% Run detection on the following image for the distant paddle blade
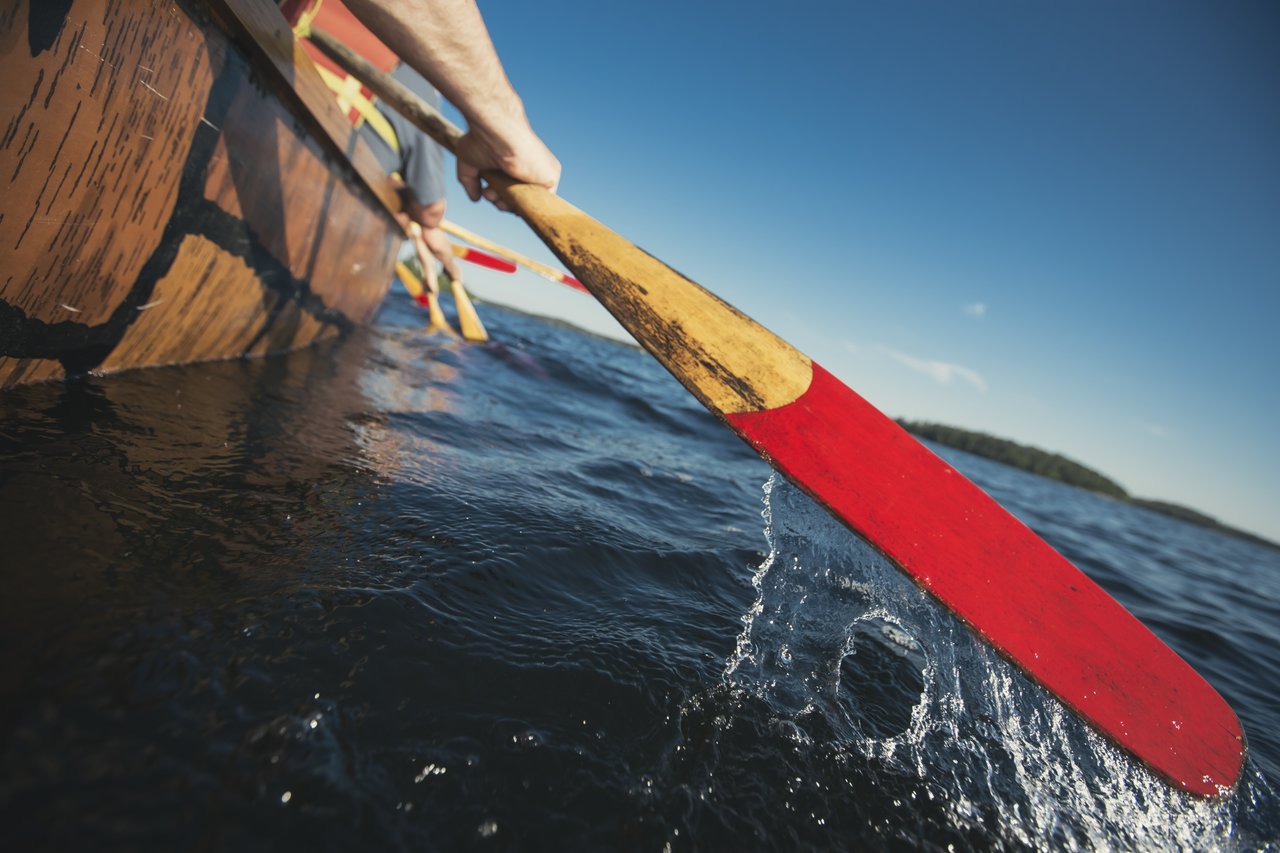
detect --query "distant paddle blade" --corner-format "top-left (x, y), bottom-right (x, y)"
top-left (450, 279), bottom-right (489, 343)
top-left (425, 290), bottom-right (458, 337)
top-left (397, 262), bottom-right (457, 337)
top-left (396, 262), bottom-right (425, 300)
top-left (455, 246), bottom-right (517, 274)
top-left (440, 220), bottom-right (592, 295)
top-left (492, 175), bottom-right (1243, 796)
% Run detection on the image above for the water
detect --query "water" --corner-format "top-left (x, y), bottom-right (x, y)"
top-left (1, 293), bottom-right (1277, 850)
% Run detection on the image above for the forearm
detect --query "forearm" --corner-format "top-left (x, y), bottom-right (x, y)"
top-left (408, 230), bottom-right (436, 295)
top-left (343, 0), bottom-right (560, 202)
top-left (420, 225), bottom-right (463, 282)
top-left (342, 0), bottom-right (528, 143)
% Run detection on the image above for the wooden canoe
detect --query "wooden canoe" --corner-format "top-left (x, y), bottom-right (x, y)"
top-left (0, 0), bottom-right (406, 388)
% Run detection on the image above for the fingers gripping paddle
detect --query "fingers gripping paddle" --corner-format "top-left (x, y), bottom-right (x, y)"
top-left (311, 27), bottom-right (1244, 796)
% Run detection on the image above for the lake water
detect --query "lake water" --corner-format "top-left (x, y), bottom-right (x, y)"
top-left (1, 293), bottom-right (1277, 850)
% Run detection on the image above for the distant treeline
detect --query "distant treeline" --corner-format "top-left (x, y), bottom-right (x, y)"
top-left (897, 420), bottom-right (1278, 551)
top-left (898, 420), bottom-right (1128, 498)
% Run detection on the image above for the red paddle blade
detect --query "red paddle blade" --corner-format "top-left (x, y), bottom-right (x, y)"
top-left (726, 364), bottom-right (1243, 796)
top-left (457, 246), bottom-right (516, 274)
top-left (560, 273), bottom-right (589, 293)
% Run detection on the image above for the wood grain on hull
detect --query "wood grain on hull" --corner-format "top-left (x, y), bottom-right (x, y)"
top-left (0, 0), bottom-right (401, 387)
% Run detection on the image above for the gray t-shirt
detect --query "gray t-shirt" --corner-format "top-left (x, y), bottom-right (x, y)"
top-left (357, 63), bottom-right (446, 207)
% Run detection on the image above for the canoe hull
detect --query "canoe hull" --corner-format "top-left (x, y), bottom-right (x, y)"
top-left (0, 0), bottom-right (401, 387)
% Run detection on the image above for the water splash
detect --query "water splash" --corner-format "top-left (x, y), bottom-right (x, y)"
top-left (723, 475), bottom-right (1276, 849)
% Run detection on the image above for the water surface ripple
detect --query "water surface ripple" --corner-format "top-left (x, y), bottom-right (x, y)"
top-left (1, 295), bottom-right (1276, 850)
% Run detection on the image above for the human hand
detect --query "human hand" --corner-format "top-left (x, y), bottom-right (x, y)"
top-left (416, 220), bottom-right (465, 285)
top-left (404, 195), bottom-right (447, 231)
top-left (455, 122), bottom-right (560, 211)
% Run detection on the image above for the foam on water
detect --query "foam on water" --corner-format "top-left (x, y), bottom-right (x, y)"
top-left (723, 474), bottom-right (1277, 849)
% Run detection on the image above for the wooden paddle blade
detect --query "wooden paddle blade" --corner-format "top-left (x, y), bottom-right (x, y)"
top-left (396, 262), bottom-right (458, 337)
top-left (491, 176), bottom-right (1244, 797)
top-left (395, 261), bottom-right (427, 301)
top-left (450, 279), bottom-right (489, 343)
top-left (424, 292), bottom-right (457, 336)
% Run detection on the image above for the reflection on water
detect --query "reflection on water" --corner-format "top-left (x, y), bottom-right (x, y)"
top-left (0, 295), bottom-right (1277, 849)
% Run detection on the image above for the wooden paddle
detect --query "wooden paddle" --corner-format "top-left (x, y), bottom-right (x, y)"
top-left (408, 223), bottom-right (489, 343)
top-left (441, 220), bottom-right (589, 293)
top-left (447, 274), bottom-right (488, 343)
top-left (311, 27), bottom-right (1244, 796)
top-left (395, 261), bottom-right (458, 337)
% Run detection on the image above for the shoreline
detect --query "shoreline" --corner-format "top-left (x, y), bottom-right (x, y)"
top-left (899, 419), bottom-right (1279, 552)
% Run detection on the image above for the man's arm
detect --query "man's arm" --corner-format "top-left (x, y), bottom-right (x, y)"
top-left (342, 0), bottom-right (560, 207)
top-left (417, 224), bottom-right (463, 284)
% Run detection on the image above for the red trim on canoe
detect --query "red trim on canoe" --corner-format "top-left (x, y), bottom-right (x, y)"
top-left (296, 0), bottom-right (400, 125)
top-left (725, 362), bottom-right (1243, 796)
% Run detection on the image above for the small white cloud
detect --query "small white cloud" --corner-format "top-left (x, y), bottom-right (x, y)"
top-left (964, 302), bottom-right (987, 320)
top-left (883, 347), bottom-right (988, 393)
top-left (1142, 423), bottom-right (1169, 438)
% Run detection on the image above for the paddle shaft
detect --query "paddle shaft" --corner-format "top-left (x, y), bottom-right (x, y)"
top-left (442, 220), bottom-right (588, 292)
top-left (310, 25), bottom-right (1243, 796)
top-left (312, 29), bottom-right (464, 152)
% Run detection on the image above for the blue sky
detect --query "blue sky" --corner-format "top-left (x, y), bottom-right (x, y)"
top-left (442, 1), bottom-right (1279, 541)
